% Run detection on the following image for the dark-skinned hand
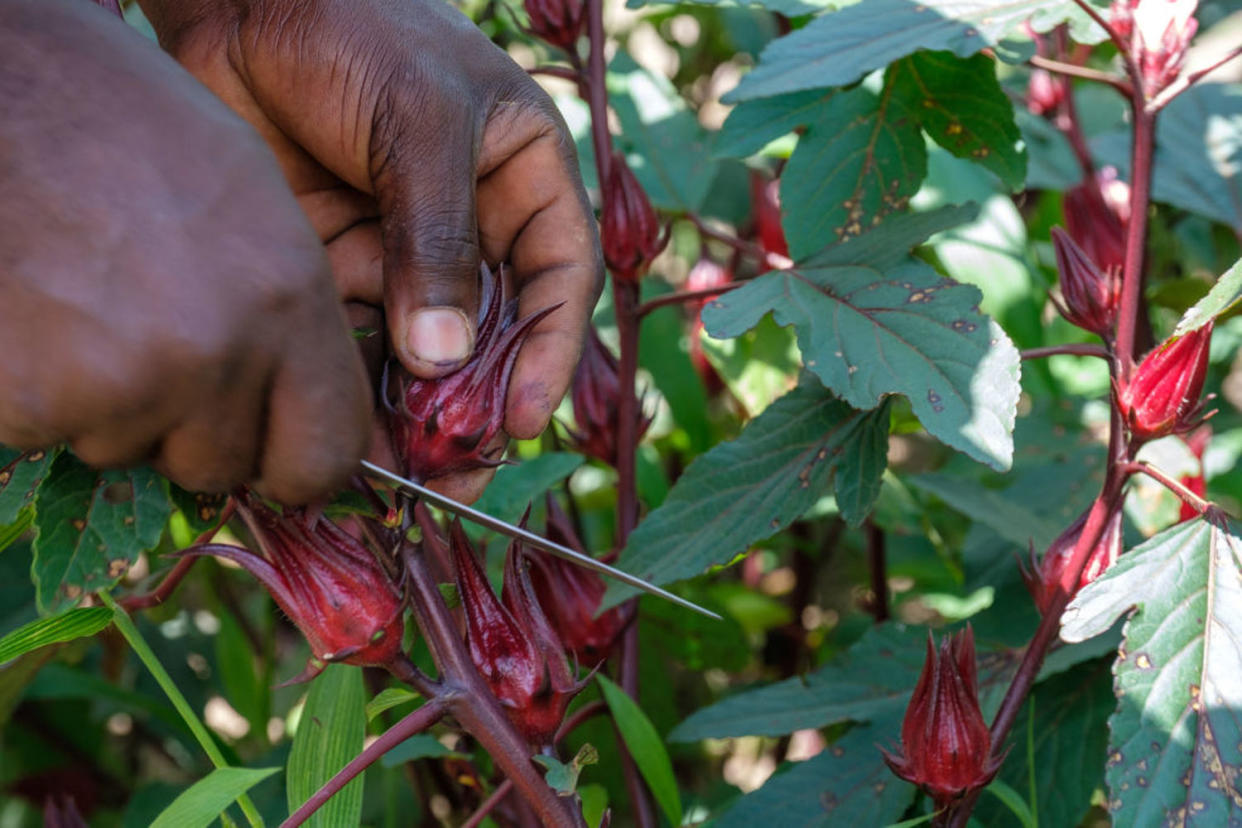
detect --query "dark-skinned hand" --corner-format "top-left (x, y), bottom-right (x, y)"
top-left (139, 0), bottom-right (604, 503)
top-left (0, 0), bottom-right (371, 505)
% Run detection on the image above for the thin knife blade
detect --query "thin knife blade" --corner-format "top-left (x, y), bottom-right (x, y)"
top-left (359, 460), bottom-right (720, 621)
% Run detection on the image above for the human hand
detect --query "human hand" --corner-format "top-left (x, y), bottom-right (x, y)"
top-left (0, 0), bottom-right (371, 504)
top-left (139, 0), bottom-right (603, 502)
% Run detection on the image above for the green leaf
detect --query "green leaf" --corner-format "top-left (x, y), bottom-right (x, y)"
top-left (713, 717), bottom-right (915, 827)
top-left (213, 608), bottom-right (267, 736)
top-left (287, 665), bottom-right (367, 827)
top-left (533, 744), bottom-right (598, 795)
top-left (0, 446), bottom-right (59, 525)
top-left (670, 624), bottom-right (925, 740)
top-left (704, 208), bottom-right (1020, 471)
top-left (1175, 257), bottom-right (1242, 337)
top-left (1061, 519), bottom-right (1242, 826)
top-left (885, 52), bottom-right (1025, 190)
top-left (984, 779), bottom-right (1037, 828)
top-left (0, 507), bottom-right (33, 555)
top-left (715, 89), bottom-right (837, 159)
top-left (167, 484), bottom-right (229, 536)
top-left (779, 84), bottom-right (926, 259)
top-left (724, 0), bottom-right (1105, 103)
top-left (699, 315), bottom-right (801, 416)
top-left (0, 606), bottom-right (112, 664)
top-left (366, 687), bottom-right (420, 722)
top-left (976, 659), bottom-right (1114, 828)
top-left (149, 767), bottom-right (280, 828)
top-left (603, 382), bottom-right (889, 607)
top-left (32, 454), bottom-right (171, 612)
top-left (608, 52), bottom-right (716, 211)
top-left (639, 291), bottom-right (711, 454)
top-left (472, 452), bottom-right (584, 525)
top-left (909, 473), bottom-right (1064, 550)
top-left (597, 674), bottom-right (682, 827)
top-left (627, 0), bottom-right (834, 15)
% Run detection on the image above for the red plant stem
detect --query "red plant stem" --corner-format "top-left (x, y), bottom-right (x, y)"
top-left (1029, 54), bottom-right (1128, 91)
top-left (1020, 343), bottom-right (1109, 360)
top-left (400, 533), bottom-right (583, 828)
top-left (528, 65), bottom-right (582, 84)
top-left (613, 280), bottom-right (642, 539)
top-left (1122, 461), bottom-right (1212, 515)
top-left (688, 213), bottom-right (792, 270)
top-left (1113, 106), bottom-right (1157, 380)
top-left (584, 0), bottom-right (611, 186)
top-left (1048, 28), bottom-right (1103, 181)
top-left (865, 521), bottom-right (889, 623)
top-left (463, 779), bottom-right (514, 828)
top-left (637, 283), bottom-right (742, 318)
top-left (122, 498), bottom-right (237, 611)
top-left (281, 698), bottom-right (448, 828)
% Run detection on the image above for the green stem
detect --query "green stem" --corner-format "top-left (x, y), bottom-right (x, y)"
top-left (99, 590), bottom-right (264, 828)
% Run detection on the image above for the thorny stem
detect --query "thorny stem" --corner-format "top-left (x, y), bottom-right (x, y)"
top-left (462, 779), bottom-right (514, 828)
top-left (399, 532), bottom-right (584, 828)
top-left (282, 699), bottom-right (449, 828)
top-left (1020, 343), bottom-right (1109, 360)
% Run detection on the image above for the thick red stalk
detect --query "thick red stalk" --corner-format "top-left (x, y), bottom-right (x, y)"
top-left (1114, 107), bottom-right (1156, 379)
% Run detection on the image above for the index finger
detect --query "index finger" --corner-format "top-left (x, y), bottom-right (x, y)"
top-left (476, 106), bottom-right (603, 439)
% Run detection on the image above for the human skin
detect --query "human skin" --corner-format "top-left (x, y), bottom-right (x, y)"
top-left (138, 0), bottom-right (604, 502)
top-left (0, 0), bottom-right (371, 505)
top-left (0, 0), bottom-right (600, 504)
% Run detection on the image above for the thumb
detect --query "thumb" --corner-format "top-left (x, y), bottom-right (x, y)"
top-left (374, 131), bottom-right (482, 379)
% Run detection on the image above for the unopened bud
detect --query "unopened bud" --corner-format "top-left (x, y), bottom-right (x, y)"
top-left (1118, 322), bottom-right (1214, 442)
top-left (601, 153), bottom-right (665, 283)
top-left (1023, 505), bottom-right (1123, 614)
top-left (1051, 227), bottom-right (1120, 336)
top-left (1063, 170), bottom-right (1129, 275)
top-left (568, 326), bottom-right (652, 466)
top-left (524, 0), bottom-right (584, 52)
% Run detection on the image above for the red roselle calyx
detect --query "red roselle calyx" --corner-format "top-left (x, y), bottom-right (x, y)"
top-left (880, 627), bottom-right (1001, 812)
top-left (601, 152), bottom-right (665, 283)
top-left (1022, 505), bottom-right (1123, 615)
top-left (686, 257), bottom-right (733, 395)
top-left (1111, 0), bottom-right (1199, 95)
top-left (1026, 68), bottom-right (1065, 117)
top-left (181, 492), bottom-right (405, 682)
top-left (388, 264), bottom-right (559, 482)
top-left (451, 520), bottom-right (584, 746)
top-left (1050, 227), bottom-right (1120, 336)
top-left (569, 325), bottom-right (653, 466)
top-left (523, 0), bottom-right (584, 52)
top-left (1063, 169), bottom-right (1129, 275)
top-left (523, 496), bottom-right (631, 665)
top-left (1118, 321), bottom-right (1214, 442)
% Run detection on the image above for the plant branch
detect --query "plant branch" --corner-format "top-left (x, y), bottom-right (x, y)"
top-left (463, 779), bottom-right (514, 828)
top-left (584, 0), bottom-right (611, 185)
top-left (1122, 460), bottom-right (1215, 516)
top-left (528, 65), bottom-right (582, 84)
top-left (122, 498), bottom-right (236, 611)
top-left (1113, 103), bottom-right (1157, 380)
top-left (637, 283), bottom-right (742, 318)
top-left (1148, 44), bottom-right (1242, 112)
top-left (865, 521), bottom-right (889, 623)
top-left (1029, 54), bottom-right (1129, 92)
top-left (1020, 343), bottom-right (1109, 360)
top-left (687, 213), bottom-right (793, 270)
top-left (282, 698), bottom-right (449, 828)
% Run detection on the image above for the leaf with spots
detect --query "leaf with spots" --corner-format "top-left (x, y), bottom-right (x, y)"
top-left (723, 0), bottom-right (1106, 103)
top-left (31, 452), bottom-right (171, 613)
top-left (168, 484), bottom-right (229, 536)
top-left (0, 445), bottom-right (61, 526)
top-left (601, 381), bottom-right (889, 608)
top-left (704, 207), bottom-right (1021, 471)
top-left (778, 83), bottom-right (927, 260)
top-left (1061, 518), bottom-right (1242, 827)
top-left (886, 51), bottom-right (1026, 190)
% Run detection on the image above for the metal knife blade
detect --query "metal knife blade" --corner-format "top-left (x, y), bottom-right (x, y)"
top-left (359, 460), bottom-right (720, 621)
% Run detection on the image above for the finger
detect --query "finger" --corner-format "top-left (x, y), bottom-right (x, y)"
top-left (371, 108), bottom-right (482, 380)
top-left (253, 310), bottom-right (372, 505)
top-left (424, 462), bottom-right (502, 506)
top-left (476, 124), bottom-right (602, 439)
top-left (152, 373), bottom-right (269, 493)
top-left (326, 221), bottom-right (385, 305)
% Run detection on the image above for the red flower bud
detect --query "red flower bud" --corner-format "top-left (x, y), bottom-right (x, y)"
top-left (1112, 0), bottom-right (1199, 94)
top-left (524, 0), bottom-right (584, 52)
top-left (523, 496), bottom-right (630, 665)
top-left (1118, 322), bottom-right (1214, 442)
top-left (451, 520), bottom-right (583, 745)
top-left (601, 153), bottom-right (664, 283)
top-left (1050, 227), bottom-right (1120, 336)
top-left (1063, 170), bottom-right (1129, 275)
top-left (1022, 505), bottom-right (1123, 615)
top-left (182, 492), bottom-right (405, 683)
top-left (568, 326), bottom-right (652, 466)
top-left (1026, 69), bottom-right (1065, 117)
top-left (388, 264), bottom-right (559, 482)
top-left (880, 627), bottom-right (1001, 810)
top-left (750, 173), bottom-right (789, 259)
